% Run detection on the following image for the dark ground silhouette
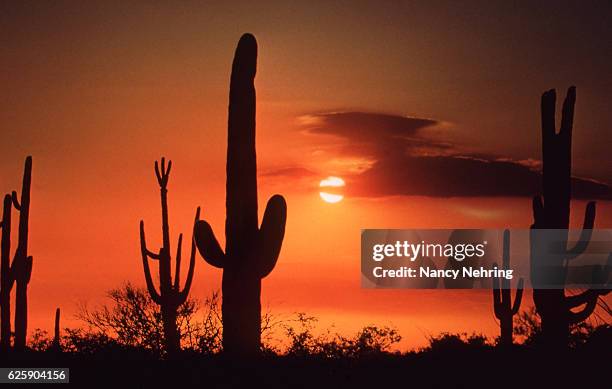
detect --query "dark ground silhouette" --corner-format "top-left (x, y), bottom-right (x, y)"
top-left (1, 326), bottom-right (609, 388)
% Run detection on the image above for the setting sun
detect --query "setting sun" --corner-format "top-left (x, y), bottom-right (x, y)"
top-left (319, 176), bottom-right (345, 203)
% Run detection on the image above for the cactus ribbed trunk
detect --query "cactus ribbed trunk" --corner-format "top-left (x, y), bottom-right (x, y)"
top-left (161, 304), bottom-right (180, 353)
top-left (194, 34), bottom-right (287, 357)
top-left (14, 282), bottom-right (27, 350)
top-left (500, 319), bottom-right (513, 346)
top-left (535, 289), bottom-right (569, 347)
top-left (157, 183), bottom-right (178, 352)
top-left (222, 271), bottom-right (261, 354)
top-left (223, 32), bottom-right (261, 356)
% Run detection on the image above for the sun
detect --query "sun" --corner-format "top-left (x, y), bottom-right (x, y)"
top-left (319, 176), bottom-right (345, 203)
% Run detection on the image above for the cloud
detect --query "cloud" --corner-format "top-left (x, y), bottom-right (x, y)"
top-left (261, 166), bottom-right (319, 179)
top-left (291, 111), bottom-right (611, 199)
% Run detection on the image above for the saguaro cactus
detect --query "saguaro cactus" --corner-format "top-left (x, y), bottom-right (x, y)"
top-left (12, 156), bottom-right (33, 351)
top-left (492, 229), bottom-right (524, 346)
top-left (140, 158), bottom-right (200, 355)
top-left (0, 195), bottom-right (13, 350)
top-left (194, 33), bottom-right (287, 356)
top-left (531, 87), bottom-right (609, 347)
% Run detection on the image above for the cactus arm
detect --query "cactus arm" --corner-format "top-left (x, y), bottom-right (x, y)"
top-left (178, 207), bottom-right (200, 303)
top-left (568, 293), bottom-right (599, 325)
top-left (566, 253), bottom-right (610, 309)
top-left (566, 201), bottom-right (596, 260)
top-left (511, 278), bottom-right (524, 315)
top-left (492, 266), bottom-right (503, 319)
top-left (11, 191), bottom-right (20, 210)
top-left (154, 158), bottom-right (172, 189)
top-left (139, 221), bottom-right (161, 260)
top-left (173, 233), bottom-right (183, 291)
top-left (257, 195), bottom-right (287, 278)
top-left (141, 255), bottom-right (162, 305)
top-left (14, 156), bottom-right (32, 255)
top-left (194, 219), bottom-right (226, 268)
top-left (139, 221), bottom-right (162, 304)
top-left (565, 289), bottom-right (598, 309)
top-left (1, 195), bottom-right (15, 288)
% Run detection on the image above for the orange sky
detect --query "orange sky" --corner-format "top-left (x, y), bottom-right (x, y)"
top-left (1, 1), bottom-right (611, 349)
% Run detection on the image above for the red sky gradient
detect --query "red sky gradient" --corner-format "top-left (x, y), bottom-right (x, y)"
top-left (1, 2), bottom-right (611, 349)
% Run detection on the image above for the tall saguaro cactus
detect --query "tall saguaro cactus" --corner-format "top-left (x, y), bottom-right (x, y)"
top-left (12, 156), bottom-right (33, 350)
top-left (492, 229), bottom-right (524, 346)
top-left (140, 158), bottom-right (200, 355)
top-left (194, 33), bottom-right (288, 356)
top-left (531, 87), bottom-right (609, 347)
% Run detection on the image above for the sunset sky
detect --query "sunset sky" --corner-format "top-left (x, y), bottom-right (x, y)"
top-left (1, 1), bottom-right (611, 349)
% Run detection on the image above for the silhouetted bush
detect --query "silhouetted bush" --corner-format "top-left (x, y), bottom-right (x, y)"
top-left (514, 306), bottom-right (610, 348)
top-left (28, 283), bottom-right (223, 356)
top-left (423, 332), bottom-right (490, 353)
top-left (77, 282), bottom-right (202, 355)
top-left (282, 312), bottom-right (401, 358)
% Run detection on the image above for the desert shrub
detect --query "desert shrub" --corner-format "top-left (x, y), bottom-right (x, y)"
top-left (282, 313), bottom-right (401, 358)
top-left (26, 283), bottom-right (223, 355)
top-left (514, 306), bottom-right (610, 348)
top-left (423, 332), bottom-right (490, 353)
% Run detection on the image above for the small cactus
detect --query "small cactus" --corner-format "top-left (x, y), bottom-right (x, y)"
top-left (492, 229), bottom-right (524, 346)
top-left (194, 34), bottom-right (287, 356)
top-left (140, 157), bottom-right (200, 355)
top-left (52, 308), bottom-right (61, 351)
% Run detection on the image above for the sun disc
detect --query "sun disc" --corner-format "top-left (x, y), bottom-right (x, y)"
top-left (319, 192), bottom-right (344, 203)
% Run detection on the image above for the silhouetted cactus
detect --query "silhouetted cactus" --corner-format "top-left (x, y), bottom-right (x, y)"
top-left (0, 195), bottom-right (12, 350)
top-left (492, 229), bottom-right (523, 346)
top-left (530, 87), bottom-right (609, 347)
top-left (140, 157), bottom-right (200, 355)
top-left (194, 33), bottom-right (287, 356)
top-left (52, 307), bottom-right (61, 351)
top-left (12, 156), bottom-right (33, 351)
top-left (0, 157), bottom-right (34, 351)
